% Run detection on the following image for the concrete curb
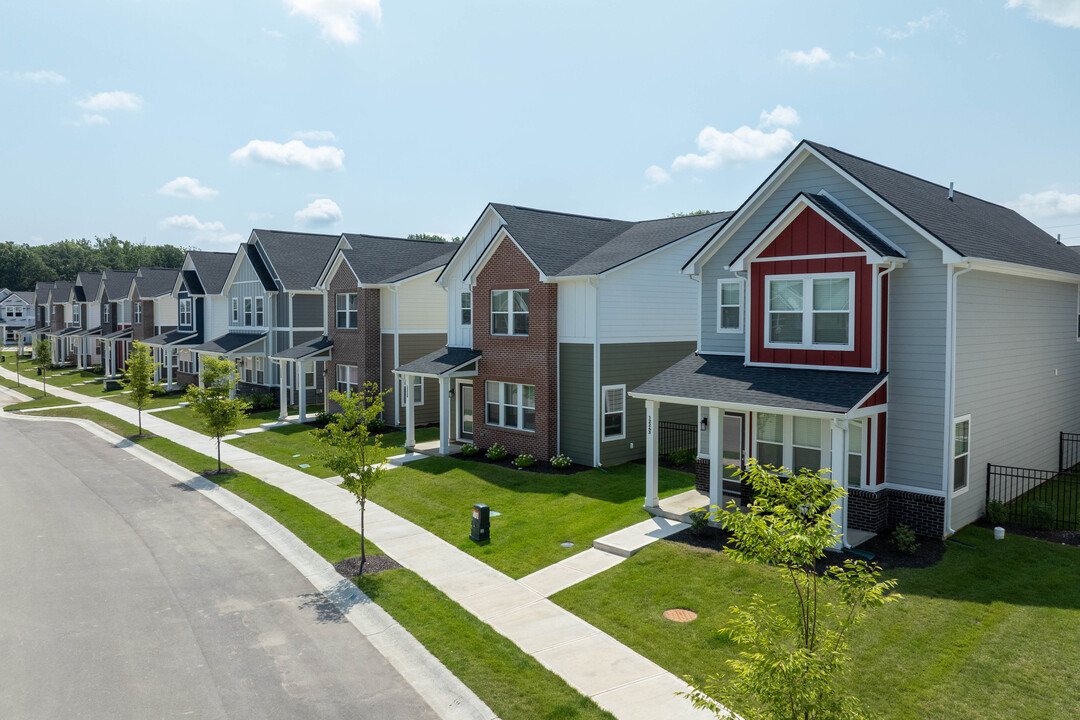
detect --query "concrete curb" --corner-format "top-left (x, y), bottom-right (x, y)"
top-left (2, 410), bottom-right (498, 720)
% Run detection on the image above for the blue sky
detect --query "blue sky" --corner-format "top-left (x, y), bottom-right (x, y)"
top-left (3, 0), bottom-right (1080, 250)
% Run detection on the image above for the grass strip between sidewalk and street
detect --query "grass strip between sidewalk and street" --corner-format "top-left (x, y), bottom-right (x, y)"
top-left (3, 396), bottom-right (77, 412)
top-left (26, 406), bottom-right (616, 720)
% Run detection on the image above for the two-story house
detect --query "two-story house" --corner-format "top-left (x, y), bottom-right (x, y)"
top-left (395, 203), bottom-right (732, 460)
top-left (125, 268), bottom-right (180, 380)
top-left (0, 290), bottom-right (35, 347)
top-left (64, 271), bottom-right (105, 370)
top-left (96, 270), bottom-right (138, 377)
top-left (144, 251), bottom-right (235, 390)
top-left (27, 282), bottom-right (54, 358)
top-left (313, 233), bottom-right (456, 425)
top-left (632, 140), bottom-right (1080, 541)
top-left (44, 281), bottom-right (77, 365)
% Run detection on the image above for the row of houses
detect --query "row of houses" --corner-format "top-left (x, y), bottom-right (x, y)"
top-left (15, 139), bottom-right (1080, 541)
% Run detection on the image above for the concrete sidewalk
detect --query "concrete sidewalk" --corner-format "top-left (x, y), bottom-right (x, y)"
top-left (0, 367), bottom-right (714, 720)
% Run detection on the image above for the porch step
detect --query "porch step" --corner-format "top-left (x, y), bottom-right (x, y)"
top-left (592, 516), bottom-right (688, 558)
top-left (385, 452), bottom-right (428, 467)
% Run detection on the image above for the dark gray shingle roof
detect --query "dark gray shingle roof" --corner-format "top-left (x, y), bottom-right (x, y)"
top-left (77, 272), bottom-right (103, 302)
top-left (339, 235), bottom-right (457, 285)
top-left (806, 140), bottom-right (1080, 275)
top-left (272, 335), bottom-right (333, 360)
top-left (134, 268), bottom-right (181, 298)
top-left (191, 331), bottom-right (267, 354)
top-left (101, 271), bottom-right (136, 301)
top-left (49, 281), bottom-right (74, 303)
top-left (251, 230), bottom-right (340, 291)
top-left (396, 347), bottom-right (481, 377)
top-left (633, 354), bottom-right (886, 415)
top-left (144, 329), bottom-right (198, 346)
top-left (35, 282), bottom-right (54, 305)
top-left (187, 251), bottom-right (235, 295)
top-left (243, 244), bottom-right (277, 291)
top-left (13, 291), bottom-right (34, 304)
top-left (180, 270), bottom-right (204, 295)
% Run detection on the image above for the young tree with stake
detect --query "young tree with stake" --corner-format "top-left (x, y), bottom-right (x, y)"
top-left (119, 340), bottom-right (162, 436)
top-left (183, 355), bottom-right (250, 474)
top-left (32, 337), bottom-right (51, 397)
top-left (314, 383), bottom-right (389, 575)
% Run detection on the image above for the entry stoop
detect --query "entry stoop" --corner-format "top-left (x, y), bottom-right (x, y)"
top-left (592, 515), bottom-right (689, 558)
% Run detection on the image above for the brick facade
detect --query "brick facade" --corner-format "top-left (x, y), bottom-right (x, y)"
top-left (131, 289), bottom-right (156, 341)
top-left (325, 264), bottom-right (382, 415)
top-left (472, 239), bottom-right (558, 461)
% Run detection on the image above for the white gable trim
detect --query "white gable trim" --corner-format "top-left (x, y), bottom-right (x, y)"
top-left (317, 251), bottom-right (361, 291)
top-left (463, 227), bottom-right (547, 285)
top-left (315, 239), bottom-right (356, 289)
top-left (436, 203), bottom-right (507, 286)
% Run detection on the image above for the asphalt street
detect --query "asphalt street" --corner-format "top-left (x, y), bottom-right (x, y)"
top-left (0, 412), bottom-right (439, 720)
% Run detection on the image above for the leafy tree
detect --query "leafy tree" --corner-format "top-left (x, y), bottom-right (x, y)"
top-left (314, 383), bottom-right (390, 574)
top-left (686, 460), bottom-right (900, 720)
top-left (119, 340), bottom-right (162, 436)
top-left (670, 210), bottom-right (715, 217)
top-left (183, 355), bottom-right (251, 474)
top-left (32, 337), bottom-right (52, 397)
top-left (407, 233), bottom-right (461, 243)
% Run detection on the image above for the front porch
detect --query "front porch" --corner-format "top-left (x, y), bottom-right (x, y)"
top-left (395, 346), bottom-right (481, 456)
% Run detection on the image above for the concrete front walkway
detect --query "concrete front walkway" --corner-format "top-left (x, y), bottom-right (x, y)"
top-left (0, 367), bottom-right (714, 720)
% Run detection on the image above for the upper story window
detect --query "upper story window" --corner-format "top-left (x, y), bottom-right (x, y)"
top-left (460, 291), bottom-right (472, 326)
top-left (102, 304), bottom-right (110, 323)
top-left (255, 297), bottom-right (264, 327)
top-left (232, 297), bottom-right (239, 323)
top-left (336, 292), bottom-right (358, 329)
top-left (72, 304), bottom-right (82, 325)
top-left (133, 302), bottom-right (141, 324)
top-left (717, 280), bottom-right (742, 332)
top-left (243, 297), bottom-right (253, 326)
top-left (178, 298), bottom-right (192, 327)
top-left (491, 289), bottom-right (529, 336)
top-left (765, 273), bottom-right (854, 351)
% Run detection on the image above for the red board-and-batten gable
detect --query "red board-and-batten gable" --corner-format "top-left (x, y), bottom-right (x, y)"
top-left (749, 205), bottom-right (876, 368)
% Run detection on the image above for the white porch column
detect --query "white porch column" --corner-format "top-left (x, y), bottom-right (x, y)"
top-left (438, 376), bottom-right (450, 455)
top-left (708, 406), bottom-right (722, 509)
top-left (228, 357), bottom-right (236, 398)
top-left (644, 399), bottom-right (660, 509)
top-left (166, 349), bottom-right (174, 390)
top-left (830, 419), bottom-right (848, 549)
top-left (404, 374), bottom-right (416, 451)
top-left (297, 361), bottom-right (307, 422)
top-left (278, 361), bottom-right (288, 421)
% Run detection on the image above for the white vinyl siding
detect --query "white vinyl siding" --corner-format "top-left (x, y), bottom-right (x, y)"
top-left (485, 381), bottom-right (535, 431)
top-left (445, 207), bottom-right (502, 348)
top-left (602, 384), bottom-right (625, 441)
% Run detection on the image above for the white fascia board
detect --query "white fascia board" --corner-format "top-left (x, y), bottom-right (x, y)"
top-left (436, 203), bottom-right (507, 286)
top-left (388, 266), bottom-right (443, 289)
top-left (463, 229), bottom-right (547, 285)
top-left (589, 222), bottom-right (727, 280)
top-left (965, 258), bottom-right (1080, 284)
top-left (626, 390), bottom-right (845, 420)
top-left (314, 237), bottom-right (354, 289)
top-left (316, 252), bottom-right (357, 291)
top-left (816, 190), bottom-right (906, 257)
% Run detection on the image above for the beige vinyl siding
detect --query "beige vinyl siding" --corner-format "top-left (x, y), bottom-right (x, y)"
top-left (952, 271), bottom-right (1080, 528)
top-left (558, 343), bottom-right (594, 465)
top-left (397, 274), bottom-right (447, 331)
top-left (598, 341), bottom-right (696, 466)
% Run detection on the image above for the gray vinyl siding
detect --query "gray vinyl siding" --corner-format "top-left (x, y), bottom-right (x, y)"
top-left (228, 257), bottom-right (273, 332)
top-left (559, 343), bottom-right (594, 465)
top-left (293, 330), bottom-right (321, 346)
top-left (292, 294), bottom-right (322, 328)
top-left (952, 271), bottom-right (1080, 528)
top-left (275, 291), bottom-right (291, 327)
top-left (398, 332), bottom-right (446, 426)
top-left (599, 341), bottom-right (697, 466)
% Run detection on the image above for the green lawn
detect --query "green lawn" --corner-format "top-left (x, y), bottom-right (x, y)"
top-left (0, 375), bottom-right (48, 399)
top-left (155, 406), bottom-right (286, 433)
top-left (3, 396), bottom-right (77, 412)
top-left (551, 526), bottom-right (1080, 720)
top-left (227, 423), bottom-right (441, 478)
top-left (1001, 472), bottom-right (1080, 530)
top-left (27, 405), bottom-right (612, 720)
top-left (369, 457), bottom-right (696, 578)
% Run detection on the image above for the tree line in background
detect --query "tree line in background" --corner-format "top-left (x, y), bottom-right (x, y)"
top-left (0, 235), bottom-right (188, 291)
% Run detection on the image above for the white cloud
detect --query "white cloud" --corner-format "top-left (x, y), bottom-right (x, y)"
top-left (779, 47), bottom-right (832, 68)
top-left (847, 47), bottom-right (887, 60)
top-left (157, 176), bottom-right (219, 199)
top-left (77, 114), bottom-right (109, 126)
top-left (644, 165), bottom-right (671, 185)
top-left (284, 0), bottom-right (382, 44)
top-left (77, 90), bottom-right (142, 112)
top-left (881, 9), bottom-right (948, 39)
top-left (159, 215), bottom-right (244, 246)
top-left (294, 129), bottom-right (337, 142)
top-left (294, 198), bottom-right (343, 226)
top-left (1, 69), bottom-right (66, 83)
top-left (1005, 190), bottom-right (1080, 219)
top-left (759, 105), bottom-right (800, 129)
top-left (262, 27), bottom-right (285, 38)
top-left (1007, 0), bottom-right (1080, 28)
top-left (230, 139), bottom-right (345, 171)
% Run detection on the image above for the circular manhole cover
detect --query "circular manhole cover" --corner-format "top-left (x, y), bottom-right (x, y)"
top-left (663, 608), bottom-right (698, 623)
top-left (560, 541), bottom-right (575, 548)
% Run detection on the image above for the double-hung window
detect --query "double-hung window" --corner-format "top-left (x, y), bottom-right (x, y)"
top-left (243, 297), bottom-right (253, 326)
top-left (755, 413), bottom-right (784, 467)
top-left (491, 289), bottom-right (529, 336)
top-left (717, 280), bottom-right (742, 332)
top-left (953, 416), bottom-right (970, 492)
top-left (336, 293), bottom-right (358, 329)
top-left (792, 416), bottom-right (822, 472)
top-left (336, 364), bottom-right (358, 396)
top-left (754, 414), bottom-right (823, 473)
top-left (100, 304), bottom-right (108, 324)
top-left (460, 291), bottom-right (472, 326)
top-left (178, 299), bottom-right (191, 327)
top-left (400, 375), bottom-right (424, 407)
top-left (485, 381), bottom-right (535, 431)
top-left (231, 297), bottom-right (239, 323)
top-left (766, 273), bottom-right (854, 350)
top-left (255, 357), bottom-right (264, 385)
top-left (132, 302), bottom-right (141, 324)
top-left (254, 297), bottom-right (264, 327)
top-left (602, 385), bottom-right (625, 440)
top-left (847, 420), bottom-right (865, 488)
top-left (73, 304), bottom-right (82, 325)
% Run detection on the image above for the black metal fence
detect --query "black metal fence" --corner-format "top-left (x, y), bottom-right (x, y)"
top-left (987, 463), bottom-right (1080, 530)
top-left (1061, 432), bottom-right (1080, 473)
top-left (658, 421), bottom-right (698, 457)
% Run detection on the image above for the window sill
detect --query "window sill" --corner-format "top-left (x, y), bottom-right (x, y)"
top-left (490, 333), bottom-right (530, 338)
top-left (601, 434), bottom-right (626, 442)
top-left (763, 342), bottom-right (854, 352)
top-left (484, 423), bottom-right (536, 435)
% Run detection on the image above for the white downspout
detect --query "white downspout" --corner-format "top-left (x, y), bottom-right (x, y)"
top-left (875, 262), bottom-right (899, 372)
top-left (589, 277), bottom-right (601, 467)
top-left (942, 261), bottom-right (973, 536)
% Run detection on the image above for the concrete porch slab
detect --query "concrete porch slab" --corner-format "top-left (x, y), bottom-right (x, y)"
top-left (593, 516), bottom-right (688, 558)
top-left (386, 452), bottom-right (429, 466)
top-left (648, 489), bottom-right (712, 522)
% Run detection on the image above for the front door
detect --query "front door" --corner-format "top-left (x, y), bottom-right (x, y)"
top-left (722, 412), bottom-right (745, 483)
top-left (458, 382), bottom-right (474, 441)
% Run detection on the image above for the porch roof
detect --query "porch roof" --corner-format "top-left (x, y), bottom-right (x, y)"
top-left (631, 354), bottom-right (886, 415)
top-left (144, 328), bottom-right (199, 347)
top-left (190, 331), bottom-right (266, 355)
top-left (48, 326), bottom-right (83, 337)
top-left (395, 346), bottom-right (481, 377)
top-left (102, 328), bottom-right (133, 340)
top-left (77, 325), bottom-right (103, 337)
top-left (272, 335), bottom-right (332, 361)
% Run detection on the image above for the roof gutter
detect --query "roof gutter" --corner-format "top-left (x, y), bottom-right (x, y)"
top-left (943, 261), bottom-right (974, 537)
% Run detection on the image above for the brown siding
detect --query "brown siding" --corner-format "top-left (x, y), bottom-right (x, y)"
top-left (396, 332), bottom-right (446, 426)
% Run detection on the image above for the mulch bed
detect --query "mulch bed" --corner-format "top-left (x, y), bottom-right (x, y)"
top-left (664, 524), bottom-right (946, 571)
top-left (200, 469), bottom-right (240, 478)
top-left (451, 451), bottom-right (592, 475)
top-left (334, 554), bottom-right (402, 578)
top-left (976, 519), bottom-right (1080, 547)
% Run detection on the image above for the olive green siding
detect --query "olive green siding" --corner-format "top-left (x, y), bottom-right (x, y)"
top-left (381, 332), bottom-right (447, 427)
top-left (558, 343), bottom-right (594, 465)
top-left (599, 341), bottom-right (697, 466)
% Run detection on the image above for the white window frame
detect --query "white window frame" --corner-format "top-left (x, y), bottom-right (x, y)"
top-left (952, 415), bottom-right (971, 495)
top-left (254, 297), bottom-right (264, 327)
top-left (243, 297), bottom-right (253, 327)
top-left (717, 279), bottom-right (743, 333)
top-left (336, 292), bottom-right (358, 329)
top-left (752, 413), bottom-right (827, 474)
top-left (460, 291), bottom-right (472, 326)
top-left (847, 419), bottom-right (866, 488)
top-left (485, 380), bottom-right (536, 431)
top-left (336, 363), bottom-right (358, 396)
top-left (232, 297), bottom-right (239, 323)
top-left (791, 416), bottom-right (823, 473)
top-left (491, 289), bottom-right (529, 336)
top-left (101, 304), bottom-right (109, 324)
top-left (601, 384), bottom-right (626, 441)
top-left (72, 304), bottom-right (82, 325)
top-left (132, 302), bottom-right (141, 324)
top-left (764, 272), bottom-right (856, 352)
top-left (178, 298), bottom-right (192, 328)
top-left (255, 356), bottom-right (265, 385)
top-left (400, 375), bottom-right (424, 407)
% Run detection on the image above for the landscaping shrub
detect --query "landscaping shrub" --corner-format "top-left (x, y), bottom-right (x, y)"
top-left (985, 499), bottom-right (1008, 525)
top-left (513, 453), bottom-right (535, 469)
top-left (549, 453), bottom-right (572, 470)
top-left (485, 443), bottom-right (508, 461)
top-left (1029, 500), bottom-right (1057, 530)
top-left (891, 524), bottom-right (920, 555)
top-left (367, 416), bottom-right (385, 433)
top-left (689, 509), bottom-right (709, 536)
top-left (667, 447), bottom-right (696, 467)
top-left (460, 443), bottom-right (479, 456)
top-left (247, 392), bottom-right (276, 411)
top-left (314, 409), bottom-right (332, 425)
